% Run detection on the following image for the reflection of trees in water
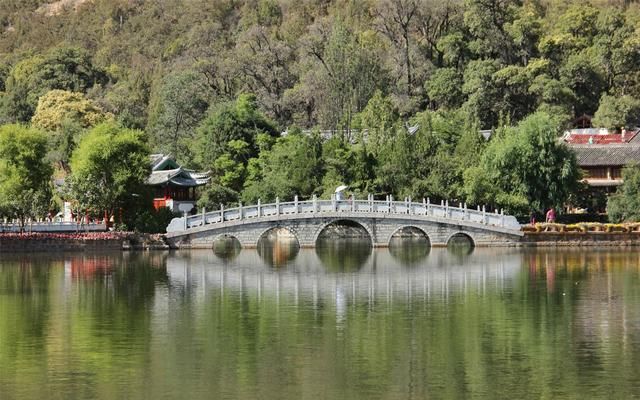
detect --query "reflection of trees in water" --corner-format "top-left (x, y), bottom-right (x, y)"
top-left (447, 233), bottom-right (474, 260)
top-left (316, 238), bottom-right (372, 272)
top-left (213, 236), bottom-right (241, 261)
top-left (522, 248), bottom-right (640, 295)
top-left (389, 227), bottom-right (430, 266)
top-left (316, 220), bottom-right (372, 271)
top-left (257, 228), bottom-right (300, 268)
top-left (0, 252), bottom-right (170, 378)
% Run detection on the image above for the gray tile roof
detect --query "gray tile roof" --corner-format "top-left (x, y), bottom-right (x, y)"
top-left (147, 154), bottom-right (210, 186)
top-left (571, 144), bottom-right (640, 166)
top-left (147, 168), bottom-right (210, 186)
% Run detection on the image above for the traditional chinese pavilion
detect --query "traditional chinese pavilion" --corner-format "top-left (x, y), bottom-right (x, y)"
top-left (564, 125), bottom-right (640, 212)
top-left (147, 154), bottom-right (210, 213)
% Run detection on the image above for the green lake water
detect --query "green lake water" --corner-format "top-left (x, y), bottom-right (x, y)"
top-left (2, 242), bottom-right (640, 399)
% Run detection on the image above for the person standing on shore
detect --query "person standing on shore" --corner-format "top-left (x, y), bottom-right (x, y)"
top-left (545, 208), bottom-right (556, 223)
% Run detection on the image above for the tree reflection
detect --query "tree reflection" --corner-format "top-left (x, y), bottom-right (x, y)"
top-left (316, 238), bottom-right (371, 272)
top-left (446, 233), bottom-right (474, 259)
top-left (388, 227), bottom-right (430, 266)
top-left (213, 236), bottom-right (241, 261)
top-left (257, 228), bottom-right (300, 268)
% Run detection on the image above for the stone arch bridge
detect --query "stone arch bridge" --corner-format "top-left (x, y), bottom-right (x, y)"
top-left (165, 196), bottom-right (523, 249)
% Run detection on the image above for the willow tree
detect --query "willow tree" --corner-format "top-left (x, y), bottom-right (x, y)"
top-left (463, 112), bottom-right (580, 214)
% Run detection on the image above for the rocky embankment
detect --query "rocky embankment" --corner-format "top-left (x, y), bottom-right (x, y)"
top-left (0, 232), bottom-right (169, 252)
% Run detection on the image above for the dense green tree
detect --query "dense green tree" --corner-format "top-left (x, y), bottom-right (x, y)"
top-left (293, 20), bottom-right (389, 129)
top-left (1, 46), bottom-right (108, 122)
top-left (68, 122), bottom-right (150, 222)
top-left (354, 90), bottom-right (399, 154)
top-left (592, 94), bottom-right (640, 129)
top-left (607, 164), bottom-right (640, 222)
top-left (147, 70), bottom-right (210, 163)
top-left (373, 0), bottom-right (418, 97)
top-left (559, 50), bottom-right (606, 116)
top-left (235, 22), bottom-right (297, 126)
top-left (0, 0), bottom-right (639, 216)
top-left (375, 124), bottom-right (415, 197)
top-left (463, 112), bottom-right (580, 214)
top-left (426, 68), bottom-right (464, 110)
top-left (462, 59), bottom-right (501, 128)
top-left (103, 72), bottom-right (151, 130)
top-left (0, 124), bottom-right (52, 229)
top-left (31, 89), bottom-right (110, 131)
top-left (404, 108), bottom-right (482, 201)
top-left (463, 0), bottom-right (519, 63)
top-left (196, 94), bottom-right (277, 168)
top-left (242, 128), bottom-right (323, 203)
top-left (195, 94), bottom-right (277, 205)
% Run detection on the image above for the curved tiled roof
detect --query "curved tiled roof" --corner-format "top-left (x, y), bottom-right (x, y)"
top-left (147, 154), bottom-right (210, 187)
top-left (572, 144), bottom-right (640, 166)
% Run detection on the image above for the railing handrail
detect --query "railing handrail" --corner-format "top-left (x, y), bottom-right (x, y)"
top-left (174, 196), bottom-right (517, 232)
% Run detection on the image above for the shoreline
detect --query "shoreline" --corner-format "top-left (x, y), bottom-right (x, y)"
top-left (0, 232), bottom-right (169, 252)
top-left (4, 231), bottom-right (640, 252)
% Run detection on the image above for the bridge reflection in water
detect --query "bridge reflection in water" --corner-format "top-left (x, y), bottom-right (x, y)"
top-left (166, 242), bottom-right (521, 309)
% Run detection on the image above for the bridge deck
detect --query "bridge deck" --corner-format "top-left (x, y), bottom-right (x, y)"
top-left (167, 197), bottom-right (522, 242)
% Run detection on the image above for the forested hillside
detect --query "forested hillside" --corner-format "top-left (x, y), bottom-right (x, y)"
top-left (0, 0), bottom-right (639, 221)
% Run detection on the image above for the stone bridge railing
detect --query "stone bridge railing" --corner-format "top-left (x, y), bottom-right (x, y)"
top-left (167, 195), bottom-right (520, 233)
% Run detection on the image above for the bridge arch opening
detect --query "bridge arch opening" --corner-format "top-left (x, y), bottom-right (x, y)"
top-left (389, 226), bottom-right (430, 266)
top-left (315, 219), bottom-right (373, 245)
top-left (446, 232), bottom-right (475, 255)
top-left (213, 235), bottom-right (241, 260)
top-left (257, 227), bottom-right (300, 268)
top-left (315, 220), bottom-right (372, 271)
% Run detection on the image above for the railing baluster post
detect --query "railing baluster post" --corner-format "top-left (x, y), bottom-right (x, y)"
top-left (239, 202), bottom-right (243, 220)
top-left (312, 195), bottom-right (317, 213)
top-left (294, 195), bottom-right (299, 214)
top-left (276, 197), bottom-right (280, 216)
top-left (369, 194), bottom-right (373, 213)
top-left (427, 198), bottom-right (430, 215)
top-left (332, 194), bottom-right (336, 212)
top-left (482, 205), bottom-right (486, 224)
top-left (407, 197), bottom-right (411, 214)
top-left (257, 199), bottom-right (261, 217)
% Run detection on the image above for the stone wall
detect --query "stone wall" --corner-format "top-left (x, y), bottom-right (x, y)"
top-left (521, 232), bottom-right (640, 246)
top-left (0, 237), bottom-right (123, 252)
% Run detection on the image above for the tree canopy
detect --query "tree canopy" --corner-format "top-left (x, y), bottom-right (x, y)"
top-left (607, 164), bottom-right (640, 222)
top-left (463, 112), bottom-right (580, 214)
top-left (68, 122), bottom-right (150, 219)
top-left (0, 124), bottom-right (52, 227)
top-left (0, 0), bottom-right (638, 224)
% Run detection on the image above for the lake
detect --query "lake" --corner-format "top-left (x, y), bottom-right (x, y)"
top-left (1, 240), bottom-right (640, 399)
